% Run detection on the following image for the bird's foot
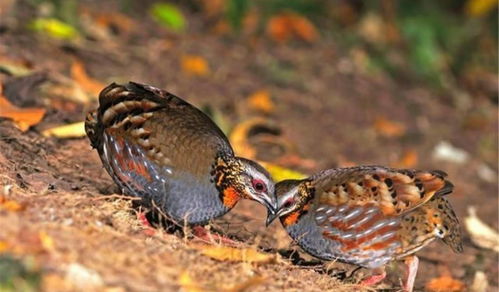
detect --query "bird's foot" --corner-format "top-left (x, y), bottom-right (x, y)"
top-left (137, 211), bottom-right (157, 236)
top-left (191, 226), bottom-right (239, 246)
top-left (402, 256), bottom-right (419, 292)
top-left (360, 269), bottom-right (386, 287)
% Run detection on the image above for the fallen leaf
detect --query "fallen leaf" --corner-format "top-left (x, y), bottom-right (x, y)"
top-left (247, 90), bottom-right (275, 114)
top-left (71, 60), bottom-right (105, 97)
top-left (43, 78), bottom-right (91, 104)
top-left (150, 2), bottom-right (186, 32)
top-left (193, 245), bottom-right (275, 264)
top-left (266, 12), bottom-right (318, 43)
top-left (42, 121), bottom-right (86, 138)
top-left (393, 149), bottom-right (418, 168)
top-left (374, 116), bottom-right (406, 137)
top-left (0, 86), bottom-right (45, 132)
top-left (65, 263), bottom-right (104, 290)
top-left (1, 199), bottom-right (25, 212)
top-left (181, 55), bottom-right (210, 76)
top-left (0, 241), bottom-right (8, 252)
top-left (426, 275), bottom-right (465, 292)
top-left (432, 141), bottom-right (469, 164)
top-left (177, 271), bottom-right (204, 292)
top-left (229, 118), bottom-right (267, 159)
top-left (470, 271), bottom-right (488, 292)
top-left (267, 14), bottom-right (291, 43)
top-left (464, 206), bottom-right (499, 252)
top-left (39, 231), bottom-right (54, 251)
top-left (29, 18), bottom-right (79, 40)
top-left (259, 162), bottom-right (307, 182)
top-left (289, 13), bottom-right (318, 43)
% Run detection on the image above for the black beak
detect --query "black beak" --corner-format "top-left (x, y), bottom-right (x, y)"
top-left (266, 208), bottom-right (279, 227)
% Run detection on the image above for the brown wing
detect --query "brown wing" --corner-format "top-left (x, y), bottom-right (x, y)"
top-left (313, 166), bottom-right (453, 216)
top-left (311, 166), bottom-right (455, 268)
top-left (87, 82), bottom-right (233, 178)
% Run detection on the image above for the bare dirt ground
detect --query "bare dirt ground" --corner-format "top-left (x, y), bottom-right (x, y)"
top-left (0, 1), bottom-right (497, 291)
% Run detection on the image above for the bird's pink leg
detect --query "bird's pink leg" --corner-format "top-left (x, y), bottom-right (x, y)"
top-left (192, 226), bottom-right (239, 246)
top-left (360, 268), bottom-right (386, 286)
top-left (403, 256), bottom-right (419, 292)
top-left (137, 211), bottom-right (156, 236)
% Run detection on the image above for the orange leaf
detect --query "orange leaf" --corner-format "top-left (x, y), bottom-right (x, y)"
top-left (266, 13), bottom-right (318, 43)
top-left (0, 85), bottom-right (45, 132)
top-left (393, 149), bottom-right (418, 168)
top-left (426, 275), bottom-right (465, 292)
top-left (0, 197), bottom-right (25, 212)
top-left (374, 116), bottom-right (406, 137)
top-left (71, 60), bottom-right (105, 96)
top-left (0, 241), bottom-right (8, 252)
top-left (181, 55), bottom-right (210, 76)
top-left (289, 13), bottom-right (318, 43)
top-left (266, 14), bottom-right (292, 43)
top-left (247, 90), bottom-right (275, 114)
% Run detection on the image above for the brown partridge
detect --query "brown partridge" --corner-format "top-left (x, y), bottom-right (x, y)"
top-left (85, 82), bottom-right (277, 230)
top-left (266, 166), bottom-right (462, 292)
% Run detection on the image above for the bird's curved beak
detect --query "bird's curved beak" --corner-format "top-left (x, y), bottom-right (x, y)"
top-left (266, 208), bottom-right (279, 227)
top-left (252, 193), bottom-right (277, 217)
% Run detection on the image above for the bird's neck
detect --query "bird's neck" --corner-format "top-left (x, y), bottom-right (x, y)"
top-left (212, 154), bottom-right (245, 208)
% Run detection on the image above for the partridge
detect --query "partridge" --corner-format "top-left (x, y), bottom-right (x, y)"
top-left (85, 82), bottom-right (276, 228)
top-left (266, 166), bottom-right (462, 292)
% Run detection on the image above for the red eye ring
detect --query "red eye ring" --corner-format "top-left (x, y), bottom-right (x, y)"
top-left (252, 179), bottom-right (266, 192)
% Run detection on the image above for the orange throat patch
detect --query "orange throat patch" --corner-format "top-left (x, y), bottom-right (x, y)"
top-left (222, 187), bottom-right (240, 208)
top-left (282, 211), bottom-right (300, 226)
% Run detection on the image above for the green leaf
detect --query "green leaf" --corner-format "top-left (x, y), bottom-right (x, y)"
top-left (150, 2), bottom-right (186, 32)
top-left (28, 18), bottom-right (78, 40)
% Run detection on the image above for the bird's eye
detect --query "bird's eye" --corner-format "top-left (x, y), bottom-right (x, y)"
top-left (252, 179), bottom-right (266, 192)
top-left (283, 200), bottom-right (294, 209)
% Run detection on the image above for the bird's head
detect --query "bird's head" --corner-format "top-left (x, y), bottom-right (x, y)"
top-left (212, 156), bottom-right (276, 214)
top-left (266, 179), bottom-right (314, 227)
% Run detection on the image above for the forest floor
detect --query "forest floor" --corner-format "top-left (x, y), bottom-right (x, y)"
top-left (0, 1), bottom-right (497, 291)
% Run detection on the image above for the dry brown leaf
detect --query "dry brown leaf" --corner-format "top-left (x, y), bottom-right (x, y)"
top-left (374, 116), bottom-right (406, 137)
top-left (393, 149), bottom-right (418, 168)
top-left (247, 90), bottom-right (275, 114)
top-left (42, 121), bottom-right (86, 138)
top-left (426, 275), bottom-right (465, 292)
top-left (71, 60), bottom-right (105, 96)
top-left (181, 55), bottom-right (210, 76)
top-left (193, 245), bottom-right (275, 264)
top-left (465, 206), bottom-right (499, 252)
top-left (0, 85), bottom-right (45, 132)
